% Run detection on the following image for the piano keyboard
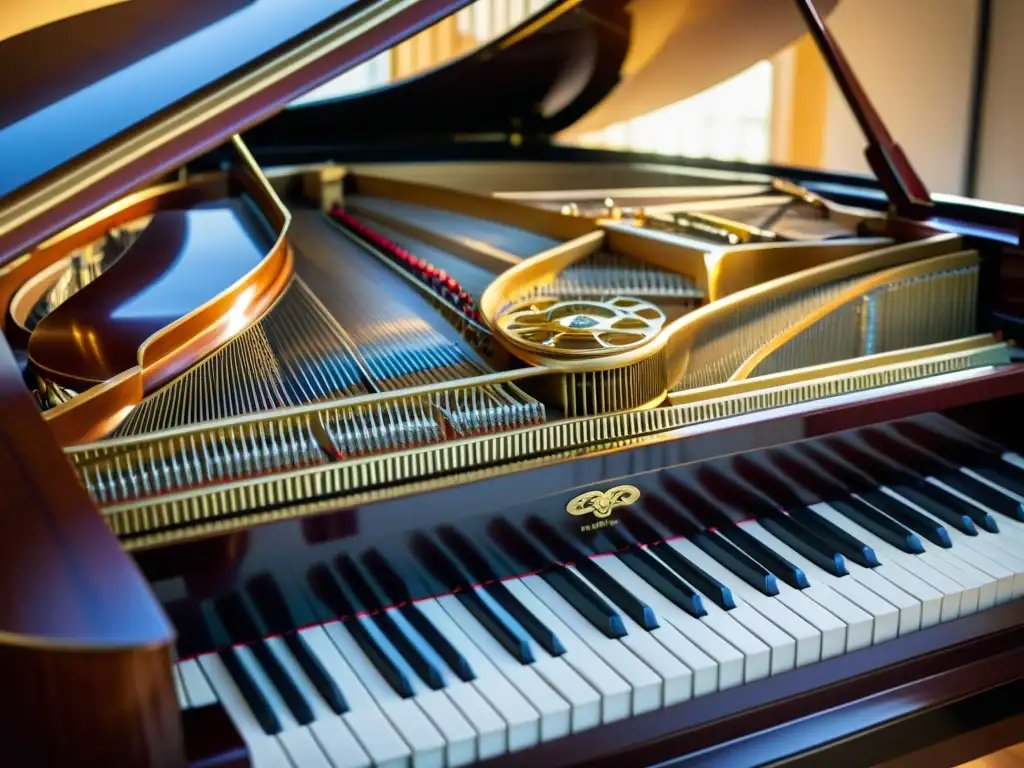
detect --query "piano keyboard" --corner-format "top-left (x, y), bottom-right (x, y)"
top-left (173, 427), bottom-right (1024, 768)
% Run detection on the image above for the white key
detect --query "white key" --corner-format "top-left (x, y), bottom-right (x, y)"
top-left (668, 539), bottom-right (807, 672)
top-left (358, 618), bottom-right (477, 767)
top-left (519, 575), bottom-right (663, 714)
top-left (474, 589), bottom-right (601, 733)
top-left (730, 529), bottom-right (848, 659)
top-left (414, 599), bottom-right (541, 753)
top-left (792, 508), bottom-right (923, 634)
top-left (567, 564), bottom-right (693, 705)
top-left (323, 621), bottom-right (446, 768)
top-left (855, 494), bottom-right (988, 614)
top-left (966, 523), bottom-right (1024, 598)
top-left (590, 555), bottom-right (726, 695)
top-left (300, 626), bottom-right (412, 768)
top-left (813, 503), bottom-right (960, 622)
top-left (235, 645), bottom-right (334, 768)
top-left (649, 542), bottom-right (771, 682)
top-left (846, 563), bottom-right (924, 635)
top-left (174, 665), bottom-right (189, 709)
top-left (926, 477), bottom-right (1024, 597)
top-left (436, 594), bottom-right (571, 742)
top-left (691, 599), bottom-right (772, 683)
top-left (178, 658), bottom-right (217, 708)
top-left (503, 579), bottom-right (632, 723)
top-left (742, 522), bottom-right (881, 649)
top-left (196, 653), bottom-right (294, 768)
top-left (883, 488), bottom-right (1016, 604)
top-left (388, 610), bottom-right (508, 761)
top-left (264, 637), bottom-right (371, 768)
top-left (593, 552), bottom-right (745, 692)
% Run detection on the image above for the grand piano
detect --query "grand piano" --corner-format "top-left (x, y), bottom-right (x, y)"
top-left (2, 0), bottom-right (1024, 766)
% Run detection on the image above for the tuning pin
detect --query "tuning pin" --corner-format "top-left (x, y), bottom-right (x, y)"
top-left (601, 197), bottom-right (624, 220)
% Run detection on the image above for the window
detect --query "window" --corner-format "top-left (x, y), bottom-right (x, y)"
top-left (570, 61), bottom-right (775, 164)
top-left (290, 0), bottom-right (776, 167)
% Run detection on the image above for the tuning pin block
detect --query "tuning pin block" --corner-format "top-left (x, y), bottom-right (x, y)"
top-left (328, 206), bottom-right (478, 321)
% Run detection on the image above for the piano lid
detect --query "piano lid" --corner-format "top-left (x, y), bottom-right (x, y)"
top-left (2, 0), bottom-right (930, 268)
top-left (0, 0), bottom-right (477, 266)
top-left (248, 0), bottom-right (840, 146)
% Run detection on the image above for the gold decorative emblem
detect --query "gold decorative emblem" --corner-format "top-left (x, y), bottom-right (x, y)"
top-left (566, 485), bottom-right (641, 519)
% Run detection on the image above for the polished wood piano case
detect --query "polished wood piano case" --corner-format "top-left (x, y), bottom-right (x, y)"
top-left (1, 1), bottom-right (1024, 766)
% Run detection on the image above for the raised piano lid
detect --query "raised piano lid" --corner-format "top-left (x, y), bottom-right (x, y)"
top-left (0, 0), bottom-right (484, 266)
top-left (245, 0), bottom-right (940, 220)
top-left (0, 0), bottom-right (842, 267)
top-left (248, 0), bottom-right (838, 147)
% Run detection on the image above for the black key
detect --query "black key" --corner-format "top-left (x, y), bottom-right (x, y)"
top-left (649, 541), bottom-right (738, 610)
top-left (824, 436), bottom-right (977, 538)
top-left (890, 483), bottom-right (978, 535)
top-left (548, 566), bottom-right (629, 637)
top-left (459, 589), bottom-right (535, 664)
top-left (308, 564), bottom-right (415, 698)
top-left (598, 529), bottom-right (706, 617)
top-left (822, 439), bottom-right (961, 547)
top-left (787, 505), bottom-right (881, 568)
top-left (622, 511), bottom-right (737, 611)
top-left (829, 497), bottom-right (924, 554)
top-left (859, 489), bottom-right (952, 548)
top-left (894, 422), bottom-right (1024, 500)
top-left (696, 464), bottom-right (827, 584)
top-left (935, 470), bottom-right (1024, 523)
top-left (862, 428), bottom-right (1011, 529)
top-left (164, 599), bottom-right (217, 659)
top-left (441, 528), bottom-right (566, 657)
top-left (729, 455), bottom-right (806, 510)
top-left (651, 481), bottom-right (778, 595)
top-left (413, 535), bottom-right (534, 664)
top-left (973, 463), bottom-right (1024, 499)
top-left (215, 594), bottom-right (314, 726)
top-left (484, 582), bottom-right (566, 657)
top-left (759, 514), bottom-right (848, 577)
top-left (363, 550), bottom-right (476, 681)
top-left (218, 647), bottom-right (282, 735)
top-left (526, 518), bottom-right (658, 630)
top-left (337, 556), bottom-right (446, 690)
top-left (248, 575), bottom-right (349, 714)
top-left (693, 530), bottom-right (780, 596)
top-left (489, 520), bottom-right (627, 639)
top-left (913, 483), bottom-right (999, 533)
top-left (713, 524), bottom-right (811, 589)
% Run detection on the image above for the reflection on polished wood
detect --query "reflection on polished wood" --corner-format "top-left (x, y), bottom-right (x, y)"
top-left (0, 337), bottom-right (182, 765)
top-left (1, 137), bottom-right (295, 446)
top-left (29, 205), bottom-right (274, 389)
top-left (959, 744), bottom-right (1024, 768)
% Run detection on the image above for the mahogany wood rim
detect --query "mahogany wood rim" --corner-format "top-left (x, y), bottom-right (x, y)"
top-left (0, 151), bottom-right (295, 446)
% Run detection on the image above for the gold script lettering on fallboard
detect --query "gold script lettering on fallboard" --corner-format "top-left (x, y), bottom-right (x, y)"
top-left (566, 485), bottom-right (641, 525)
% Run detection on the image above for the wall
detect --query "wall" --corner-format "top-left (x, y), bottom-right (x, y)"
top-left (975, 0), bottom-right (1024, 205)
top-left (819, 0), bottom-right (981, 195)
